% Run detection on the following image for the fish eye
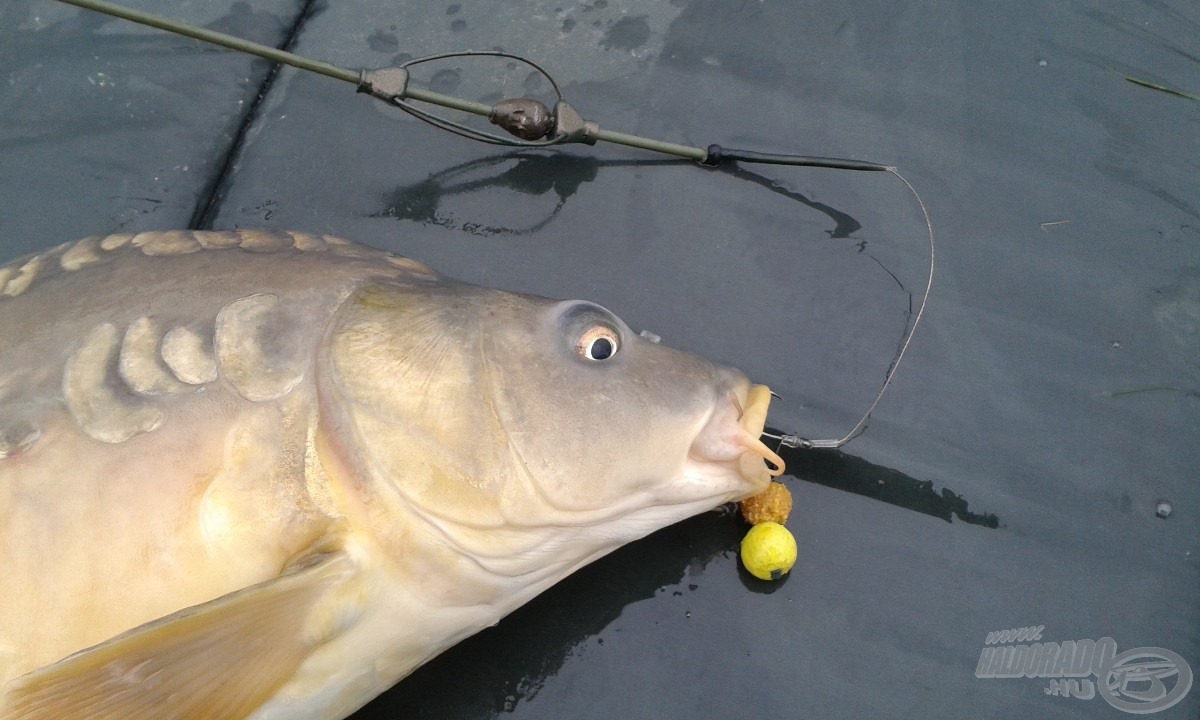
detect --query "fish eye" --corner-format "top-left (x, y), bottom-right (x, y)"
top-left (556, 301), bottom-right (626, 362)
top-left (575, 325), bottom-right (620, 361)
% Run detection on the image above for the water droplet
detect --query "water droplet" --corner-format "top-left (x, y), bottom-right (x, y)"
top-left (522, 71), bottom-right (544, 93)
top-left (429, 69), bottom-right (462, 94)
top-left (601, 15), bottom-right (651, 51)
top-left (367, 31), bottom-right (399, 53)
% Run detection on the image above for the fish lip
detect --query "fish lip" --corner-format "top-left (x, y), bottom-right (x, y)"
top-left (687, 377), bottom-right (785, 501)
top-left (734, 383), bottom-right (786, 485)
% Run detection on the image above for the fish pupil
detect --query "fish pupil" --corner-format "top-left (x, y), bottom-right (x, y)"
top-left (589, 337), bottom-right (614, 360)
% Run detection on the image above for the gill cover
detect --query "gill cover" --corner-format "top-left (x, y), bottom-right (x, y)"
top-left (322, 280), bottom-right (767, 531)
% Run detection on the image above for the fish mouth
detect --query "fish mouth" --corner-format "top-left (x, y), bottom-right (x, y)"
top-left (688, 381), bottom-right (786, 499)
top-left (735, 384), bottom-right (787, 483)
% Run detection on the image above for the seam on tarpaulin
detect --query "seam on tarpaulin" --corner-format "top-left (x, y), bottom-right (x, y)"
top-left (189, 0), bottom-right (321, 230)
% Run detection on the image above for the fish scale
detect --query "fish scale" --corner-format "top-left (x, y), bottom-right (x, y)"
top-left (0, 231), bottom-right (781, 720)
top-left (0, 230), bottom-right (431, 457)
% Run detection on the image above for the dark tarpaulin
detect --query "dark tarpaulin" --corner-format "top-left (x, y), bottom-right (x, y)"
top-left (1, 0), bottom-right (1196, 717)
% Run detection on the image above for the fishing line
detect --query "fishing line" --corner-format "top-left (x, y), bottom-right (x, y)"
top-left (53, 0), bottom-right (936, 451)
top-left (762, 168), bottom-right (935, 450)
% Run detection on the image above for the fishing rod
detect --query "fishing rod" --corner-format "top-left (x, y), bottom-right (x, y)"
top-left (54, 0), bottom-right (935, 452)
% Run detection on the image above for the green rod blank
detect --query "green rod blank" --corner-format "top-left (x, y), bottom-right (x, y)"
top-left (594, 129), bottom-right (707, 161)
top-left (55, 0), bottom-right (495, 117)
top-left (55, 0), bottom-right (708, 159)
top-left (55, 0), bottom-right (359, 84)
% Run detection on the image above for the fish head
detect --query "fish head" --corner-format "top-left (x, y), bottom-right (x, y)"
top-left (321, 279), bottom-right (783, 597)
top-left (475, 294), bottom-right (783, 520)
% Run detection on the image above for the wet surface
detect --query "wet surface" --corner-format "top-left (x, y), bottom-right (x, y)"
top-left (2, 0), bottom-right (1197, 717)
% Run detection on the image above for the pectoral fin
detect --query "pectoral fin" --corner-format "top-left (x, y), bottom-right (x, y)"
top-left (4, 550), bottom-right (356, 720)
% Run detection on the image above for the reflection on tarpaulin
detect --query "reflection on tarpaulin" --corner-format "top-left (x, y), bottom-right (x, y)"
top-left (371, 151), bottom-right (871, 240)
